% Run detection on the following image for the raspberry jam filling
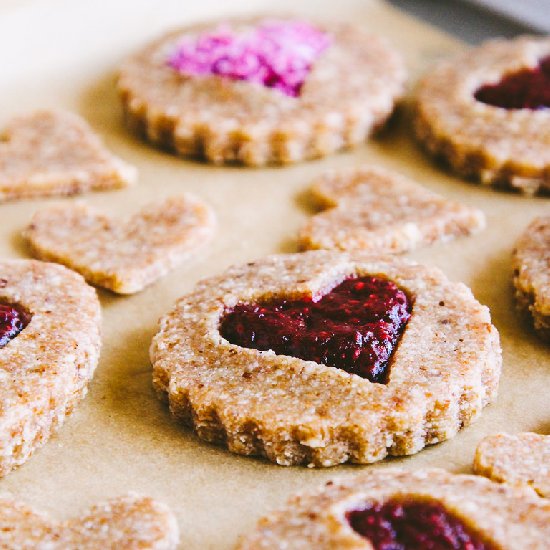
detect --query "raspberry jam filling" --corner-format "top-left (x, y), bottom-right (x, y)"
top-left (219, 276), bottom-right (411, 383)
top-left (347, 499), bottom-right (493, 550)
top-left (474, 55), bottom-right (550, 110)
top-left (167, 20), bottom-right (331, 97)
top-left (0, 303), bottom-right (29, 348)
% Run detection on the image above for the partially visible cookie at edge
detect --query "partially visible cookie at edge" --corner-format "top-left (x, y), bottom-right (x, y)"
top-left (236, 468), bottom-right (550, 549)
top-left (298, 166), bottom-right (485, 253)
top-left (512, 216), bottom-right (550, 341)
top-left (0, 110), bottom-right (136, 201)
top-left (474, 433), bottom-right (550, 498)
top-left (0, 493), bottom-right (179, 549)
top-left (24, 194), bottom-right (216, 294)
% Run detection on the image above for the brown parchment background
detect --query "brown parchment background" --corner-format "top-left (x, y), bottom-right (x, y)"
top-left (0, 0), bottom-right (548, 548)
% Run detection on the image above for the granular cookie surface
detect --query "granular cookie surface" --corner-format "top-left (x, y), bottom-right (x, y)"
top-left (151, 251), bottom-right (501, 467)
top-left (474, 433), bottom-right (550, 498)
top-left (0, 493), bottom-right (179, 549)
top-left (0, 260), bottom-right (101, 477)
top-left (0, 110), bottom-right (136, 201)
top-left (117, 17), bottom-right (407, 166)
top-left (236, 468), bottom-right (550, 550)
top-left (298, 166), bottom-right (485, 253)
top-left (24, 194), bottom-right (216, 294)
top-left (512, 216), bottom-right (550, 341)
top-left (414, 36), bottom-right (550, 194)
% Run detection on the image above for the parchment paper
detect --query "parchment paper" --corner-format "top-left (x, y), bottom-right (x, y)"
top-left (0, 1), bottom-right (548, 548)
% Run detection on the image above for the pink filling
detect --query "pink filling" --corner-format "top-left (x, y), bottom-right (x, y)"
top-left (167, 21), bottom-right (331, 97)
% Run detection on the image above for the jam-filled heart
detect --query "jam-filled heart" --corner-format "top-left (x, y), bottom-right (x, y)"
top-left (220, 276), bottom-right (412, 383)
top-left (167, 20), bottom-right (331, 97)
top-left (347, 499), bottom-right (494, 550)
top-left (0, 303), bottom-right (29, 348)
top-left (474, 55), bottom-right (550, 110)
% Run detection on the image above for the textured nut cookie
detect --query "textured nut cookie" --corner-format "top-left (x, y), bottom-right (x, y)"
top-left (512, 216), bottom-right (550, 340)
top-left (117, 17), bottom-right (406, 166)
top-left (298, 166), bottom-right (485, 253)
top-left (0, 260), bottom-right (100, 477)
top-left (414, 36), bottom-right (550, 194)
top-left (236, 468), bottom-right (550, 549)
top-left (151, 251), bottom-right (501, 467)
top-left (0, 110), bottom-right (136, 201)
top-left (24, 194), bottom-right (216, 294)
top-left (0, 493), bottom-right (179, 549)
top-left (474, 433), bottom-right (550, 498)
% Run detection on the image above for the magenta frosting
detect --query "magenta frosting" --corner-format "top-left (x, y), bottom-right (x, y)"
top-left (167, 21), bottom-right (331, 97)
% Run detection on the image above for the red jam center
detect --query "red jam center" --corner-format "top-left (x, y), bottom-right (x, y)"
top-left (474, 55), bottom-right (550, 110)
top-left (167, 21), bottom-right (331, 97)
top-left (347, 500), bottom-right (493, 550)
top-left (0, 303), bottom-right (29, 348)
top-left (219, 276), bottom-right (411, 383)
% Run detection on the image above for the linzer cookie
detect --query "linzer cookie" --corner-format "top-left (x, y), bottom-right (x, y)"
top-left (474, 433), bottom-right (550, 498)
top-left (0, 110), bottom-right (136, 201)
top-left (414, 36), bottom-right (550, 194)
top-left (512, 216), bottom-right (550, 340)
top-left (0, 494), bottom-right (179, 549)
top-left (151, 251), bottom-right (501, 467)
top-left (0, 260), bottom-right (100, 477)
top-left (24, 194), bottom-right (216, 294)
top-left (236, 468), bottom-right (550, 549)
top-left (117, 17), bottom-right (406, 165)
top-left (298, 166), bottom-right (485, 253)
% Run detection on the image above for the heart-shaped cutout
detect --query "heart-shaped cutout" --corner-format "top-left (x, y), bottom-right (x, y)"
top-left (24, 195), bottom-right (216, 294)
top-left (167, 20), bottom-right (331, 97)
top-left (474, 55), bottom-right (550, 110)
top-left (0, 110), bottom-right (136, 202)
top-left (299, 166), bottom-right (485, 254)
top-left (347, 499), bottom-right (492, 549)
top-left (0, 303), bottom-right (30, 348)
top-left (0, 494), bottom-right (179, 548)
top-left (220, 275), bottom-right (411, 383)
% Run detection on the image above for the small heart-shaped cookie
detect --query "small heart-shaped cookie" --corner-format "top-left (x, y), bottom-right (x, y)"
top-left (0, 110), bottom-right (136, 202)
top-left (474, 433), bottom-right (550, 498)
top-left (0, 260), bottom-right (100, 477)
top-left (0, 494), bottom-right (179, 549)
top-left (24, 194), bottom-right (216, 294)
top-left (298, 166), bottom-right (485, 253)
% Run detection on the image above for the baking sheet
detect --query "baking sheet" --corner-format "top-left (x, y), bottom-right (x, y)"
top-left (0, 0), bottom-right (548, 548)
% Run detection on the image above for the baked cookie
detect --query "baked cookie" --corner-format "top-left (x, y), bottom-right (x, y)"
top-left (298, 166), bottom-right (485, 253)
top-left (512, 216), bottom-right (550, 340)
top-left (24, 194), bottom-right (216, 294)
top-left (414, 36), bottom-right (550, 194)
top-left (0, 494), bottom-right (179, 549)
top-left (117, 17), bottom-right (407, 166)
top-left (0, 110), bottom-right (136, 201)
top-left (474, 432), bottom-right (550, 498)
top-left (0, 259), bottom-right (101, 477)
top-left (236, 468), bottom-right (550, 549)
top-left (151, 251), bottom-right (501, 467)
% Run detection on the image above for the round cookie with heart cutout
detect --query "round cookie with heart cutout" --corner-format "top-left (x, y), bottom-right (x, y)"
top-left (236, 469), bottom-right (550, 549)
top-left (414, 36), bottom-right (550, 194)
top-left (150, 251), bottom-right (501, 467)
top-left (117, 17), bottom-right (406, 165)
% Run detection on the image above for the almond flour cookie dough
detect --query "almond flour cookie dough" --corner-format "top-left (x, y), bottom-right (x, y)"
top-left (414, 36), bottom-right (550, 194)
top-left (298, 166), bottom-right (485, 253)
top-left (0, 260), bottom-right (101, 477)
top-left (236, 468), bottom-right (550, 549)
top-left (151, 251), bottom-right (501, 467)
top-left (24, 195), bottom-right (216, 294)
top-left (117, 17), bottom-right (407, 166)
top-left (512, 216), bottom-right (550, 341)
top-left (474, 433), bottom-right (550, 498)
top-left (0, 110), bottom-right (136, 201)
top-left (0, 494), bottom-right (179, 549)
